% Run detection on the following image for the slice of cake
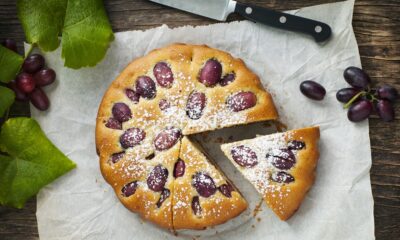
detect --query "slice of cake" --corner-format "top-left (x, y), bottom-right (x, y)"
top-left (107, 131), bottom-right (181, 229)
top-left (172, 137), bottom-right (247, 229)
top-left (221, 127), bottom-right (320, 220)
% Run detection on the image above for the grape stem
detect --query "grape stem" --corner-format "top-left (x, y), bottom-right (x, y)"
top-left (344, 91), bottom-right (366, 109)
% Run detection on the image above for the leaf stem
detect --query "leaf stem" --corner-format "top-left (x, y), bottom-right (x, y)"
top-left (344, 91), bottom-right (366, 109)
top-left (5, 107), bottom-right (10, 120)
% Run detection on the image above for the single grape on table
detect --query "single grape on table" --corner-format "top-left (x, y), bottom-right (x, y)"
top-left (377, 85), bottom-right (398, 102)
top-left (16, 72), bottom-right (35, 93)
top-left (300, 80), bottom-right (326, 101)
top-left (343, 66), bottom-right (371, 89)
top-left (29, 88), bottom-right (50, 111)
top-left (1, 39), bottom-right (17, 52)
top-left (376, 100), bottom-right (395, 122)
top-left (336, 88), bottom-right (359, 103)
top-left (8, 79), bottom-right (29, 101)
top-left (347, 100), bottom-right (373, 122)
top-left (34, 68), bottom-right (56, 86)
top-left (22, 54), bottom-right (45, 74)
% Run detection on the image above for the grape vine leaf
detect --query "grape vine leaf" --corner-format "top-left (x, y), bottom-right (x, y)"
top-left (0, 87), bottom-right (15, 117)
top-left (0, 45), bottom-right (23, 83)
top-left (17, 0), bottom-right (67, 52)
top-left (62, 0), bottom-right (115, 68)
top-left (0, 118), bottom-right (76, 208)
top-left (17, 0), bottom-right (114, 69)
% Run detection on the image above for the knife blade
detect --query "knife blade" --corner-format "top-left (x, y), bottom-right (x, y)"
top-left (149, 0), bottom-right (236, 21)
top-left (149, 0), bottom-right (331, 42)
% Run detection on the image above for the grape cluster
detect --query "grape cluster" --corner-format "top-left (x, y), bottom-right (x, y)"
top-left (299, 66), bottom-right (398, 123)
top-left (2, 39), bottom-right (56, 111)
top-left (337, 67), bottom-right (398, 122)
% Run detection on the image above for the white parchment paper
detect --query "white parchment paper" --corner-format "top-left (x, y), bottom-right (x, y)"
top-left (32, 0), bottom-right (375, 239)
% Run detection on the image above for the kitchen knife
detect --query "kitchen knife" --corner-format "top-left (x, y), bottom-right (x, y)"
top-left (149, 0), bottom-right (332, 42)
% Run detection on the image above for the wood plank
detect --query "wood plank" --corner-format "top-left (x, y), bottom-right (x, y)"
top-left (0, 0), bottom-right (399, 239)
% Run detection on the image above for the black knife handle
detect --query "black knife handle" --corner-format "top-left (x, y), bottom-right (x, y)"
top-left (234, 2), bottom-right (332, 42)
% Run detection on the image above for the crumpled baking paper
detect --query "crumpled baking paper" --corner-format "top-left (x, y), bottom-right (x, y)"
top-left (32, 0), bottom-right (375, 239)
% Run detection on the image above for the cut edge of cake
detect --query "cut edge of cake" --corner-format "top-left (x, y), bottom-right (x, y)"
top-left (220, 126), bottom-right (320, 220)
top-left (172, 136), bottom-right (248, 230)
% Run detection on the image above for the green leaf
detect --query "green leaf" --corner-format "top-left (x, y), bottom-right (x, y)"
top-left (17, 0), bottom-right (114, 69)
top-left (17, 0), bottom-right (67, 52)
top-left (0, 86), bottom-right (15, 117)
top-left (61, 0), bottom-right (114, 68)
top-left (0, 118), bottom-right (76, 208)
top-left (0, 45), bottom-right (24, 83)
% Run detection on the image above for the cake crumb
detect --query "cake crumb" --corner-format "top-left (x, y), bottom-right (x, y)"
top-left (253, 198), bottom-right (264, 217)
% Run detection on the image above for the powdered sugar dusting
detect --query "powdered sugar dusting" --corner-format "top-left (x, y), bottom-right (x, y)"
top-left (222, 131), bottom-right (298, 196)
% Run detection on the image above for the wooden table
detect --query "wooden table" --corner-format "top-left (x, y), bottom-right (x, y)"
top-left (0, 0), bottom-right (399, 239)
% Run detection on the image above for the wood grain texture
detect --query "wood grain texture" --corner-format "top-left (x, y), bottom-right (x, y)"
top-left (0, 0), bottom-right (399, 239)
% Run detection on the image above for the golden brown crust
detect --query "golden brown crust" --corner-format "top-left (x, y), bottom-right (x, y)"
top-left (221, 126), bottom-right (320, 221)
top-left (95, 43), bottom-right (278, 229)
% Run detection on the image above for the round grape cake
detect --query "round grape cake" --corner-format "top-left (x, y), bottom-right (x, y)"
top-left (95, 43), bottom-right (283, 230)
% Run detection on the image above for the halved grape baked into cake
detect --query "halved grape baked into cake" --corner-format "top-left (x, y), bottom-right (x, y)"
top-left (221, 127), bottom-right (320, 220)
top-left (95, 43), bottom-right (278, 229)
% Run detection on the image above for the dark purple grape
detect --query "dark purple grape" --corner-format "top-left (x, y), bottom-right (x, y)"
top-left (173, 159), bottom-right (185, 178)
top-left (191, 196), bottom-right (202, 216)
top-left (105, 117), bottom-right (122, 130)
top-left (227, 91), bottom-right (257, 112)
top-left (231, 145), bottom-right (258, 167)
top-left (34, 68), bottom-right (56, 86)
top-left (22, 54), bottom-right (45, 73)
top-left (122, 181), bottom-right (138, 197)
top-left (156, 188), bottom-right (170, 208)
top-left (376, 100), bottom-right (395, 122)
top-left (110, 152), bottom-right (125, 164)
top-left (218, 183), bottom-right (234, 198)
top-left (344, 66), bottom-right (371, 89)
top-left (29, 88), bottom-right (49, 111)
top-left (377, 85), bottom-right (398, 102)
top-left (199, 59), bottom-right (222, 87)
top-left (147, 165), bottom-right (169, 192)
top-left (271, 172), bottom-right (295, 183)
top-left (8, 79), bottom-right (28, 101)
top-left (119, 128), bottom-right (146, 149)
top-left (220, 73), bottom-right (235, 86)
top-left (153, 62), bottom-right (174, 88)
top-left (287, 140), bottom-right (306, 150)
top-left (159, 99), bottom-right (171, 111)
top-left (135, 76), bottom-right (156, 99)
top-left (112, 102), bottom-right (131, 122)
top-left (192, 172), bottom-right (217, 198)
top-left (347, 100), bottom-right (373, 122)
top-left (186, 91), bottom-right (206, 120)
top-left (1, 39), bottom-right (17, 52)
top-left (16, 72), bottom-right (35, 93)
top-left (300, 80), bottom-right (326, 101)
top-left (267, 149), bottom-right (296, 170)
top-left (154, 127), bottom-right (181, 151)
top-left (336, 88), bottom-right (360, 103)
top-left (125, 89), bottom-right (140, 103)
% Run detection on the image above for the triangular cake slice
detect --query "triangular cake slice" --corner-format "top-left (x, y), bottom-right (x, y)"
top-left (183, 44), bottom-right (278, 135)
top-left (103, 132), bottom-right (181, 229)
top-left (221, 127), bottom-right (320, 220)
top-left (172, 137), bottom-right (247, 229)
